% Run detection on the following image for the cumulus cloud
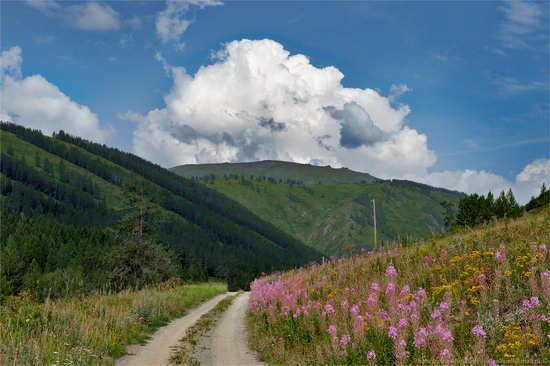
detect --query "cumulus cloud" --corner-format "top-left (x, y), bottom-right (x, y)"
top-left (130, 39), bottom-right (434, 177)
top-left (24, 0), bottom-right (121, 31)
top-left (1, 47), bottom-right (112, 143)
top-left (156, 0), bottom-right (222, 50)
top-left (422, 159), bottom-right (550, 204)
top-left (497, 0), bottom-right (547, 49)
top-left (67, 2), bottom-right (120, 31)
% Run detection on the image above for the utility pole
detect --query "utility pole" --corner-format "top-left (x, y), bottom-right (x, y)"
top-left (372, 199), bottom-right (377, 250)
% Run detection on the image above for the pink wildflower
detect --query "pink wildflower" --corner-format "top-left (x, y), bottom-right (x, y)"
top-left (386, 264), bottom-right (397, 278)
top-left (398, 318), bottom-right (408, 328)
top-left (371, 282), bottom-right (380, 291)
top-left (351, 304), bottom-right (360, 317)
top-left (540, 243), bottom-right (548, 255)
top-left (388, 326), bottom-right (398, 339)
top-left (495, 251), bottom-right (504, 262)
top-left (325, 303), bottom-right (335, 315)
top-left (379, 309), bottom-right (389, 320)
top-left (440, 348), bottom-right (451, 358)
top-left (472, 324), bottom-right (486, 338)
top-left (413, 327), bottom-right (428, 348)
top-left (328, 324), bottom-right (337, 335)
top-left (340, 334), bottom-right (351, 347)
top-left (490, 359), bottom-right (497, 366)
top-left (367, 350), bottom-right (376, 360)
top-left (431, 308), bottom-right (441, 320)
top-left (386, 282), bottom-right (396, 295)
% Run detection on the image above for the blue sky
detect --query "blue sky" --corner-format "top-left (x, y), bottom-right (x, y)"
top-left (1, 0), bottom-right (549, 202)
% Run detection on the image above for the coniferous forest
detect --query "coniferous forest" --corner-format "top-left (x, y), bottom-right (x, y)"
top-left (0, 121), bottom-right (320, 299)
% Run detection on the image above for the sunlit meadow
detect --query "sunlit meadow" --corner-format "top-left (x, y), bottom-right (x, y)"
top-left (248, 210), bottom-right (549, 365)
top-left (0, 281), bottom-right (226, 365)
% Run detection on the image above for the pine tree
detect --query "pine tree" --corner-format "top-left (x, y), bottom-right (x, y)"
top-left (35, 152), bottom-right (41, 167)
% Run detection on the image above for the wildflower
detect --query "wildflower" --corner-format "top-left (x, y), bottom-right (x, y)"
top-left (489, 359), bottom-right (497, 366)
top-left (325, 303), bottom-right (335, 315)
top-left (379, 309), bottom-right (389, 320)
top-left (440, 348), bottom-right (451, 358)
top-left (540, 243), bottom-right (547, 255)
top-left (472, 324), bottom-right (486, 339)
top-left (386, 265), bottom-right (397, 278)
top-left (398, 318), bottom-right (408, 328)
top-left (413, 327), bottom-right (428, 348)
top-left (371, 282), bottom-right (380, 291)
top-left (385, 282), bottom-right (396, 295)
top-left (340, 334), bottom-right (351, 347)
top-left (328, 324), bottom-right (337, 335)
top-left (388, 326), bottom-right (398, 339)
top-left (522, 296), bottom-right (540, 309)
top-left (367, 350), bottom-right (376, 360)
top-left (415, 287), bottom-right (427, 301)
top-left (495, 251), bottom-right (504, 262)
top-left (400, 285), bottom-right (410, 297)
top-left (431, 308), bottom-right (441, 320)
top-left (341, 299), bottom-right (349, 309)
top-left (351, 304), bottom-right (360, 317)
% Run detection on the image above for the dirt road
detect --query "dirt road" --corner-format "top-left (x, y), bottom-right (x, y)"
top-left (196, 292), bottom-right (265, 366)
top-left (116, 293), bottom-right (232, 366)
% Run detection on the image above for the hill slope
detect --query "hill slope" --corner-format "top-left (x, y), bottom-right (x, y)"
top-left (0, 122), bottom-right (320, 298)
top-left (248, 209), bottom-right (550, 364)
top-left (171, 162), bottom-right (464, 255)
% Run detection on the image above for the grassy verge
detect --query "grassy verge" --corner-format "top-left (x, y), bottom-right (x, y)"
top-left (0, 280), bottom-right (227, 365)
top-left (248, 210), bottom-right (549, 364)
top-left (169, 292), bottom-right (240, 365)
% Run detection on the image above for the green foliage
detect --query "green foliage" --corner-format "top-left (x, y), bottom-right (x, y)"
top-left (525, 183), bottom-right (549, 212)
top-left (1, 122), bottom-right (319, 297)
top-left (456, 189), bottom-right (522, 228)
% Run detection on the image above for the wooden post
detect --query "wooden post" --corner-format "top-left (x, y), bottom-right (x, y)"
top-left (372, 199), bottom-right (377, 250)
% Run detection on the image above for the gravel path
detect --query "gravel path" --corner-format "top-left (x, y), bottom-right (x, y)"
top-left (196, 292), bottom-right (265, 366)
top-left (116, 293), bottom-right (232, 366)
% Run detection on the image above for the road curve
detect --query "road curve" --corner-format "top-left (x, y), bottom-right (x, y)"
top-left (116, 292), bottom-right (232, 366)
top-left (206, 292), bottom-right (265, 366)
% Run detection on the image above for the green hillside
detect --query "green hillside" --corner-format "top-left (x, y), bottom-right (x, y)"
top-left (171, 163), bottom-right (464, 255)
top-left (0, 122), bottom-right (320, 298)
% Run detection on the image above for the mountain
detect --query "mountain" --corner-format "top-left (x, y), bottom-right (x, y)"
top-left (172, 160), bottom-right (379, 185)
top-left (0, 122), bottom-right (320, 298)
top-left (171, 161), bottom-right (464, 255)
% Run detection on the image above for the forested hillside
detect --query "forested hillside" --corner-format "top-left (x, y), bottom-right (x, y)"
top-left (0, 122), bottom-right (320, 299)
top-left (171, 163), bottom-right (464, 255)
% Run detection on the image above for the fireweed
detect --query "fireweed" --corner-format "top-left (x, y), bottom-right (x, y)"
top-left (247, 212), bottom-right (549, 365)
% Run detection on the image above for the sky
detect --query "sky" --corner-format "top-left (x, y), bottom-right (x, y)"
top-left (1, 0), bottom-right (549, 203)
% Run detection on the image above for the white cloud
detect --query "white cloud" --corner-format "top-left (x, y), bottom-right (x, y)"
top-left (389, 83), bottom-right (411, 102)
top-left (492, 75), bottom-right (547, 97)
top-left (156, 0), bottom-right (222, 50)
top-left (67, 2), bottom-right (120, 31)
top-left (129, 38), bottom-right (547, 204)
top-left (497, 0), bottom-right (547, 49)
top-left (1, 47), bottom-right (112, 143)
top-left (24, 1), bottom-right (121, 32)
top-left (0, 46), bottom-right (22, 80)
top-left (131, 39), bottom-right (434, 177)
top-left (422, 159), bottom-right (550, 204)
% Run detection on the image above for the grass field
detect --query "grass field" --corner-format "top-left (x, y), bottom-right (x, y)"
top-left (0, 281), bottom-right (226, 365)
top-left (247, 209), bottom-right (550, 365)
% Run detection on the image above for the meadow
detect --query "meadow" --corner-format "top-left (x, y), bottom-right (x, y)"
top-left (248, 210), bottom-right (549, 365)
top-left (0, 281), bottom-right (226, 365)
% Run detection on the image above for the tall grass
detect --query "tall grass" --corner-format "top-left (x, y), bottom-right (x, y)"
top-left (248, 211), bottom-right (549, 365)
top-left (0, 280), bottom-right (226, 365)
